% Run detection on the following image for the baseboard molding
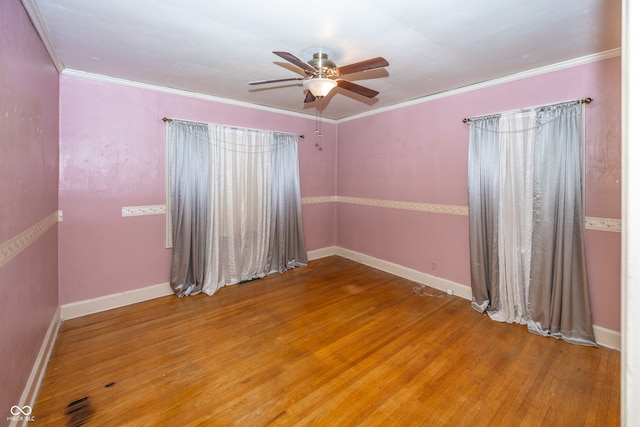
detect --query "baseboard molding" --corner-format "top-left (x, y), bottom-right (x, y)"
top-left (20, 247), bottom-right (616, 427)
top-left (60, 249), bottom-right (335, 319)
top-left (56, 246), bottom-right (621, 351)
top-left (307, 246), bottom-right (340, 261)
top-left (11, 307), bottom-right (60, 427)
top-left (593, 325), bottom-right (621, 350)
top-left (335, 247), bottom-right (473, 299)
top-left (59, 282), bottom-right (174, 320)
top-left (58, 246), bottom-right (337, 320)
top-left (325, 246), bottom-right (620, 351)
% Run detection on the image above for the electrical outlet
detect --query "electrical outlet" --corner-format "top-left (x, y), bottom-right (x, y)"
top-left (431, 262), bottom-right (437, 271)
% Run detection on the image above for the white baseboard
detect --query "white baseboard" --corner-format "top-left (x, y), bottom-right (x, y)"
top-left (593, 325), bottom-right (621, 350)
top-left (56, 247), bottom-right (621, 350)
top-left (335, 247), bottom-right (473, 299)
top-left (321, 246), bottom-right (620, 351)
top-left (11, 307), bottom-right (60, 427)
top-left (14, 247), bottom-right (620, 427)
top-left (58, 248), bottom-right (334, 320)
top-left (307, 246), bottom-right (340, 261)
top-left (59, 282), bottom-right (174, 320)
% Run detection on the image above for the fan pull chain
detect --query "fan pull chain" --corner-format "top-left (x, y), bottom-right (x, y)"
top-left (314, 98), bottom-right (323, 151)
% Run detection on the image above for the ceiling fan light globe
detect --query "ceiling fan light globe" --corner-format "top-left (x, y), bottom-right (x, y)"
top-left (303, 78), bottom-right (337, 98)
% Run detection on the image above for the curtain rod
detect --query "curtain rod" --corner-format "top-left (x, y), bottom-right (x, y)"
top-left (162, 117), bottom-right (304, 138)
top-left (462, 97), bottom-right (592, 124)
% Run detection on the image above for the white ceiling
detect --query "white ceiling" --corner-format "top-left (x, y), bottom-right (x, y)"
top-left (24, 0), bottom-right (621, 120)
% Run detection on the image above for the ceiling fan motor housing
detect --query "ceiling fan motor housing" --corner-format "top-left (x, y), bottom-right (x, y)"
top-left (307, 53), bottom-right (336, 77)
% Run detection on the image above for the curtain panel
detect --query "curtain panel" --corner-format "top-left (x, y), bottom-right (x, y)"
top-left (167, 120), bottom-right (307, 297)
top-left (168, 121), bottom-right (211, 297)
top-left (468, 101), bottom-right (596, 346)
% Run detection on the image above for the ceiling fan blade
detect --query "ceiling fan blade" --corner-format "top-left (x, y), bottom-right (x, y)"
top-left (334, 57), bottom-right (389, 76)
top-left (273, 51), bottom-right (317, 74)
top-left (248, 77), bottom-right (304, 85)
top-left (304, 91), bottom-right (316, 103)
top-left (336, 79), bottom-right (379, 98)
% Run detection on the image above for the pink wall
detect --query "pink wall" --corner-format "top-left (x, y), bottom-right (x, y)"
top-left (58, 76), bottom-right (337, 304)
top-left (0, 0), bottom-right (622, 413)
top-left (59, 57), bottom-right (621, 332)
top-left (337, 57), bottom-right (621, 331)
top-left (0, 0), bottom-right (60, 414)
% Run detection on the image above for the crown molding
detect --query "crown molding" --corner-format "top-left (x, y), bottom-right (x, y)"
top-left (19, 0), bottom-right (622, 124)
top-left (61, 69), bottom-right (336, 124)
top-left (338, 48), bottom-right (622, 123)
top-left (61, 47), bottom-right (618, 124)
top-left (20, 0), bottom-right (64, 73)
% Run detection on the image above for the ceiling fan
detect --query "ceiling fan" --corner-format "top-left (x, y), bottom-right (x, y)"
top-left (249, 50), bottom-right (389, 103)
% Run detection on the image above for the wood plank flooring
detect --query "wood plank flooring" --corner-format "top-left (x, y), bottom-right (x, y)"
top-left (34, 256), bottom-right (620, 426)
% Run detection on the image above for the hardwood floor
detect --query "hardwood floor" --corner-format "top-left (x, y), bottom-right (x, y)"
top-left (34, 256), bottom-right (620, 426)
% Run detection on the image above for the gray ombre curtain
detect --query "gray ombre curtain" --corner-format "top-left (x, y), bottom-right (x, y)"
top-left (267, 132), bottom-right (308, 274)
top-left (168, 121), bottom-right (211, 296)
top-left (468, 101), bottom-right (596, 346)
top-left (167, 121), bottom-right (307, 297)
